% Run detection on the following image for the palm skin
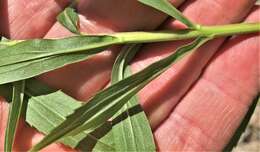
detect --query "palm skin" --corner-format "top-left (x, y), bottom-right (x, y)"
top-left (0, 0), bottom-right (259, 151)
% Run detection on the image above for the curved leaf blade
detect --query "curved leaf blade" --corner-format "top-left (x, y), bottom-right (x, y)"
top-left (57, 7), bottom-right (80, 34)
top-left (111, 44), bottom-right (156, 151)
top-left (138, 0), bottom-right (196, 29)
top-left (29, 37), bottom-right (211, 151)
top-left (25, 79), bottom-right (114, 150)
top-left (4, 81), bottom-right (25, 152)
top-left (111, 44), bottom-right (141, 84)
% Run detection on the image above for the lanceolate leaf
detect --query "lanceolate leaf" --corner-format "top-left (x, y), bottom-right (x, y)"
top-left (111, 44), bottom-right (156, 151)
top-left (138, 0), bottom-right (196, 29)
top-left (26, 90), bottom-right (87, 148)
top-left (26, 46), bottom-right (155, 151)
top-left (0, 35), bottom-right (118, 85)
top-left (57, 7), bottom-right (80, 34)
top-left (0, 23), bottom-right (259, 85)
top-left (4, 81), bottom-right (25, 152)
top-left (0, 36), bottom-right (117, 67)
top-left (111, 44), bottom-right (141, 84)
top-left (30, 37), bottom-right (211, 151)
top-left (25, 79), bottom-right (114, 150)
top-left (0, 53), bottom-right (92, 86)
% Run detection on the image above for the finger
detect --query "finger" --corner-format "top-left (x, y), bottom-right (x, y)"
top-left (154, 7), bottom-right (260, 151)
top-left (0, 0), bottom-right (72, 151)
top-left (0, 0), bottom-right (69, 39)
top-left (0, 0), bottom-right (185, 151)
top-left (0, 97), bottom-right (8, 151)
top-left (38, 0), bottom-right (185, 100)
top-left (131, 0), bottom-right (256, 128)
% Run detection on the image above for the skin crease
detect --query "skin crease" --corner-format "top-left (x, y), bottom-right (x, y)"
top-left (0, 0), bottom-right (70, 39)
top-left (0, 0), bottom-right (259, 152)
top-left (154, 7), bottom-right (260, 151)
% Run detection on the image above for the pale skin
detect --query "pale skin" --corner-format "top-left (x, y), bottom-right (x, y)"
top-left (0, 0), bottom-right (259, 151)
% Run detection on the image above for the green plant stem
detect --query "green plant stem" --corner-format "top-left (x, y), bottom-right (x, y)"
top-left (1, 23), bottom-right (259, 48)
top-left (113, 23), bottom-right (260, 43)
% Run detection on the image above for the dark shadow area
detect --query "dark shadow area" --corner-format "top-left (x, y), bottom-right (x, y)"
top-left (0, 0), bottom-right (10, 38)
top-left (55, 0), bottom-right (70, 8)
top-left (25, 78), bottom-right (58, 96)
top-left (76, 104), bottom-right (144, 151)
top-left (0, 84), bottom-right (12, 102)
top-left (76, 122), bottom-right (113, 151)
top-left (112, 104), bottom-right (143, 126)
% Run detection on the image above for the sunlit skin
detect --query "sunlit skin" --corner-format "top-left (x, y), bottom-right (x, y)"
top-left (0, 0), bottom-right (259, 151)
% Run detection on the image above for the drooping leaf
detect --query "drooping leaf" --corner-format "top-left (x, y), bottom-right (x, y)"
top-left (223, 95), bottom-right (260, 151)
top-left (4, 81), bottom-right (25, 152)
top-left (111, 44), bottom-right (156, 151)
top-left (138, 0), bottom-right (197, 29)
top-left (0, 35), bottom-right (118, 85)
top-left (57, 7), bottom-right (80, 34)
top-left (25, 79), bottom-right (114, 150)
top-left (30, 37), bottom-right (211, 151)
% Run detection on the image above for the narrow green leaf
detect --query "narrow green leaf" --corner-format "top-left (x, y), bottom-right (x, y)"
top-left (223, 95), bottom-right (260, 151)
top-left (112, 44), bottom-right (156, 151)
top-left (1, 23), bottom-right (259, 85)
top-left (0, 53), bottom-right (91, 85)
top-left (30, 37), bottom-right (211, 151)
top-left (25, 46), bottom-right (155, 151)
top-left (111, 44), bottom-right (141, 84)
top-left (111, 44), bottom-right (156, 151)
top-left (26, 90), bottom-right (86, 148)
top-left (0, 36), bottom-right (116, 67)
top-left (0, 35), bottom-right (118, 85)
top-left (25, 79), bottom-right (114, 150)
top-left (138, 0), bottom-right (197, 29)
top-left (4, 81), bottom-right (25, 152)
top-left (57, 7), bottom-right (80, 34)
top-left (0, 38), bottom-right (13, 102)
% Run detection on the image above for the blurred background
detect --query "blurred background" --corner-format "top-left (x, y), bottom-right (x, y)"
top-left (234, 103), bottom-right (260, 151)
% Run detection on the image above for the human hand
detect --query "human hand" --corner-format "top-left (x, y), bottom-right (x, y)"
top-left (0, 0), bottom-right (259, 151)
